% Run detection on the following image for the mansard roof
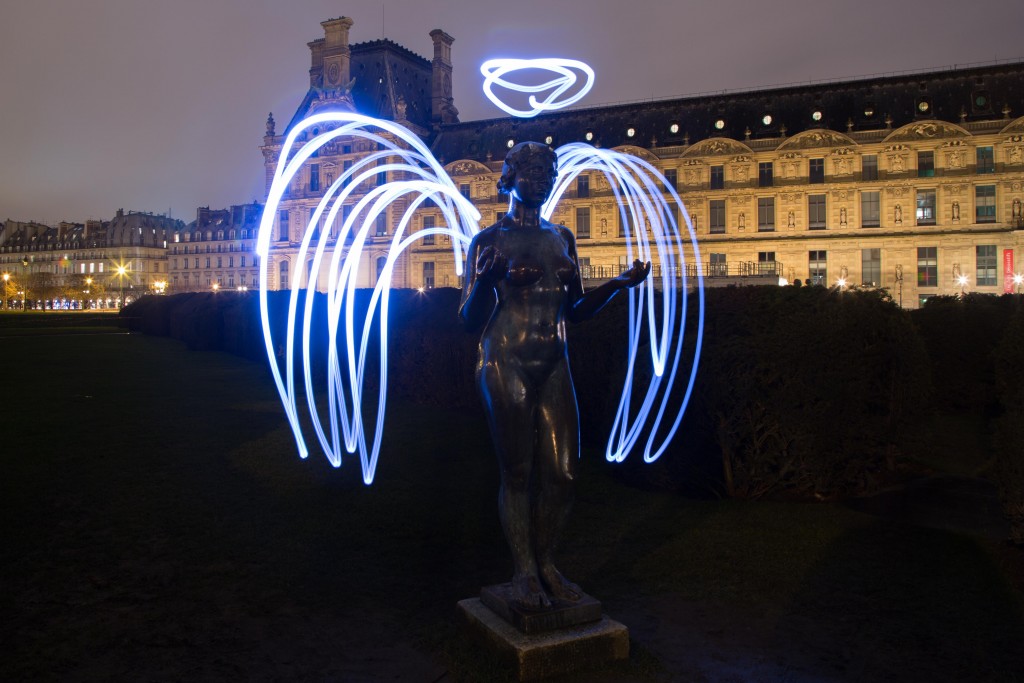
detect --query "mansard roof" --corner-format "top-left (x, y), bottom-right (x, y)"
top-left (430, 61), bottom-right (1024, 163)
top-left (285, 39), bottom-right (434, 134)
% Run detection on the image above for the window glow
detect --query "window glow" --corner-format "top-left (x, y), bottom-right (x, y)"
top-left (257, 112), bottom-right (703, 483)
top-left (480, 58), bottom-right (595, 118)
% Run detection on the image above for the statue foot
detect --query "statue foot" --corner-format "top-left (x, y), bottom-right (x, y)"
top-left (539, 564), bottom-right (583, 603)
top-left (511, 572), bottom-right (551, 610)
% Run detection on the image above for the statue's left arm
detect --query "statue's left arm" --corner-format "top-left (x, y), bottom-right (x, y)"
top-left (564, 227), bottom-right (650, 323)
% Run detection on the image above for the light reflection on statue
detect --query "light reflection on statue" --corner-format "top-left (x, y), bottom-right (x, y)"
top-left (460, 142), bottom-right (650, 609)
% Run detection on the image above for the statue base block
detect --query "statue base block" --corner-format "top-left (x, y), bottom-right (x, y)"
top-left (457, 597), bottom-right (629, 681)
top-left (480, 583), bottom-right (603, 634)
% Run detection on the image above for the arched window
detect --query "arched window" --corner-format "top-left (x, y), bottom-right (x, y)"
top-left (279, 260), bottom-right (289, 289)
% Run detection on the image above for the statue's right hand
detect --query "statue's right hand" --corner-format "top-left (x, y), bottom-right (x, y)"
top-left (476, 245), bottom-right (508, 284)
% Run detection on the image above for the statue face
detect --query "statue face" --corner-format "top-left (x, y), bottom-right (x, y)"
top-left (511, 156), bottom-right (555, 208)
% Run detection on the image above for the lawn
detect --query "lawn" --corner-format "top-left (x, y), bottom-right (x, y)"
top-left (1, 315), bottom-right (1022, 682)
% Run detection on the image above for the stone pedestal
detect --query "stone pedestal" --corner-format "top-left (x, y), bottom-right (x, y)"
top-left (457, 588), bottom-right (629, 681)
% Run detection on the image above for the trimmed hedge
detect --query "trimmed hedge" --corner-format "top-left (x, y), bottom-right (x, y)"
top-left (125, 288), bottom-right (1019, 519)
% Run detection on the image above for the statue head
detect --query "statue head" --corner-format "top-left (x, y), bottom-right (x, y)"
top-left (497, 142), bottom-right (558, 198)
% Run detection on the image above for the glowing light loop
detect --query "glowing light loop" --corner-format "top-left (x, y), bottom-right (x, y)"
top-left (480, 58), bottom-right (595, 118)
top-left (258, 114), bottom-right (703, 484)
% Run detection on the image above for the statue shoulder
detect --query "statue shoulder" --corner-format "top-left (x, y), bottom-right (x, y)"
top-left (469, 225), bottom-right (498, 250)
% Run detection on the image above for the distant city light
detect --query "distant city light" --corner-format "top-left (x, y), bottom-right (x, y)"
top-left (714, 119), bottom-right (725, 130)
top-left (762, 115), bottom-right (773, 126)
top-left (812, 110), bottom-right (822, 121)
top-left (670, 123), bottom-right (680, 134)
top-left (626, 127), bottom-right (636, 138)
top-left (480, 58), bottom-right (595, 118)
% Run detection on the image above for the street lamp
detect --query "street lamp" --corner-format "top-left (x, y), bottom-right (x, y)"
top-left (956, 273), bottom-right (969, 297)
top-left (116, 265), bottom-right (127, 308)
top-left (2, 272), bottom-right (9, 311)
top-left (1014, 273), bottom-right (1023, 294)
top-left (211, 282), bottom-right (220, 293)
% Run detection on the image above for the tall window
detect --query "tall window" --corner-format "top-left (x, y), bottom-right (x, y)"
top-left (862, 248), bottom-right (881, 287)
top-left (576, 207), bottom-right (591, 238)
top-left (279, 260), bottom-right (289, 289)
top-left (279, 210), bottom-right (289, 241)
top-left (861, 191), bottom-right (880, 227)
top-left (376, 161), bottom-right (387, 187)
top-left (710, 165), bottom-right (724, 190)
top-left (309, 164), bottom-right (320, 192)
top-left (809, 158), bottom-right (825, 184)
top-left (709, 199), bottom-right (726, 234)
top-left (422, 261), bottom-right (435, 288)
top-left (757, 197), bottom-right (775, 231)
top-left (421, 215), bottom-right (434, 244)
top-left (758, 251), bottom-right (776, 275)
top-left (808, 250), bottom-right (827, 286)
top-left (663, 169), bottom-right (677, 190)
top-left (376, 213), bottom-right (388, 236)
top-left (977, 146), bottom-right (994, 174)
top-left (808, 194), bottom-right (827, 230)
top-left (975, 185), bottom-right (996, 223)
top-left (758, 162), bottom-right (774, 187)
top-left (376, 256), bottom-right (387, 281)
top-left (976, 245), bottom-right (997, 286)
top-left (916, 190), bottom-right (936, 225)
top-left (459, 183), bottom-right (471, 200)
top-left (709, 252), bottom-right (727, 276)
top-left (917, 151), bottom-right (934, 178)
top-left (862, 155), bottom-right (878, 181)
top-left (578, 256), bottom-right (591, 279)
top-left (917, 247), bottom-right (938, 287)
top-left (618, 210), bottom-right (633, 238)
top-left (576, 175), bottom-right (590, 198)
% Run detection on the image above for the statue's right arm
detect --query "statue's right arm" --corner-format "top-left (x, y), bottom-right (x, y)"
top-left (459, 231), bottom-right (503, 331)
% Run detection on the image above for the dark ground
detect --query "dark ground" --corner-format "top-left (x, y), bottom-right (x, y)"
top-left (1, 313), bottom-right (1023, 682)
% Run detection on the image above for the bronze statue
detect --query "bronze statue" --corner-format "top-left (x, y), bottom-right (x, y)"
top-left (459, 142), bottom-right (650, 609)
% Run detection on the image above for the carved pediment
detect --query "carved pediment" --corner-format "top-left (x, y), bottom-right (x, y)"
top-left (999, 116), bottom-right (1024, 135)
top-left (681, 137), bottom-right (753, 158)
top-left (445, 159), bottom-right (491, 177)
top-left (884, 120), bottom-right (971, 142)
top-left (777, 129), bottom-right (857, 151)
top-left (611, 145), bottom-right (660, 163)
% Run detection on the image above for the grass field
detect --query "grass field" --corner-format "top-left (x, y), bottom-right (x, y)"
top-left (1, 313), bottom-right (1022, 682)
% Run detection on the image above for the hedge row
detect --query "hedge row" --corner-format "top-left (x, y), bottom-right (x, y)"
top-left (124, 288), bottom-right (1023, 535)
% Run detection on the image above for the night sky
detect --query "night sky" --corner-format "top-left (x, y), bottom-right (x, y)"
top-left (2, 0), bottom-right (1022, 225)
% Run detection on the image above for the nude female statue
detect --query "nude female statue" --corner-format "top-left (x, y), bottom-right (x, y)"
top-left (459, 142), bottom-right (650, 609)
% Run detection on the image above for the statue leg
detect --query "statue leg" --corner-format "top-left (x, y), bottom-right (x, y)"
top-left (534, 360), bottom-right (583, 602)
top-left (479, 360), bottom-right (550, 609)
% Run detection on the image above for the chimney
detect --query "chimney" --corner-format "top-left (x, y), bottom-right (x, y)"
top-left (430, 29), bottom-right (459, 124)
top-left (321, 17), bottom-right (354, 90)
top-left (308, 38), bottom-right (325, 88)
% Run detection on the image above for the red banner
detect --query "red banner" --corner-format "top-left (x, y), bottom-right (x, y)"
top-left (1005, 249), bottom-right (1016, 294)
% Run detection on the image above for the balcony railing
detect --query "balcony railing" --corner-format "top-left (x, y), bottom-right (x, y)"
top-left (580, 260), bottom-right (782, 283)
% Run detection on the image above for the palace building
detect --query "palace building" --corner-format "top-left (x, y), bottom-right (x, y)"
top-left (257, 16), bottom-right (1024, 308)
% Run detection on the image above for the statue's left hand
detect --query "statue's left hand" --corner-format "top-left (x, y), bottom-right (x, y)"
top-left (616, 259), bottom-right (651, 289)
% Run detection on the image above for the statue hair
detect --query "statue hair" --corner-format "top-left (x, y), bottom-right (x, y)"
top-left (497, 142), bottom-right (558, 195)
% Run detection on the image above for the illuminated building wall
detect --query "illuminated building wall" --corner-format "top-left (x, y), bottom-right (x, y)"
top-left (167, 203), bottom-right (263, 293)
top-left (261, 18), bottom-right (1024, 307)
